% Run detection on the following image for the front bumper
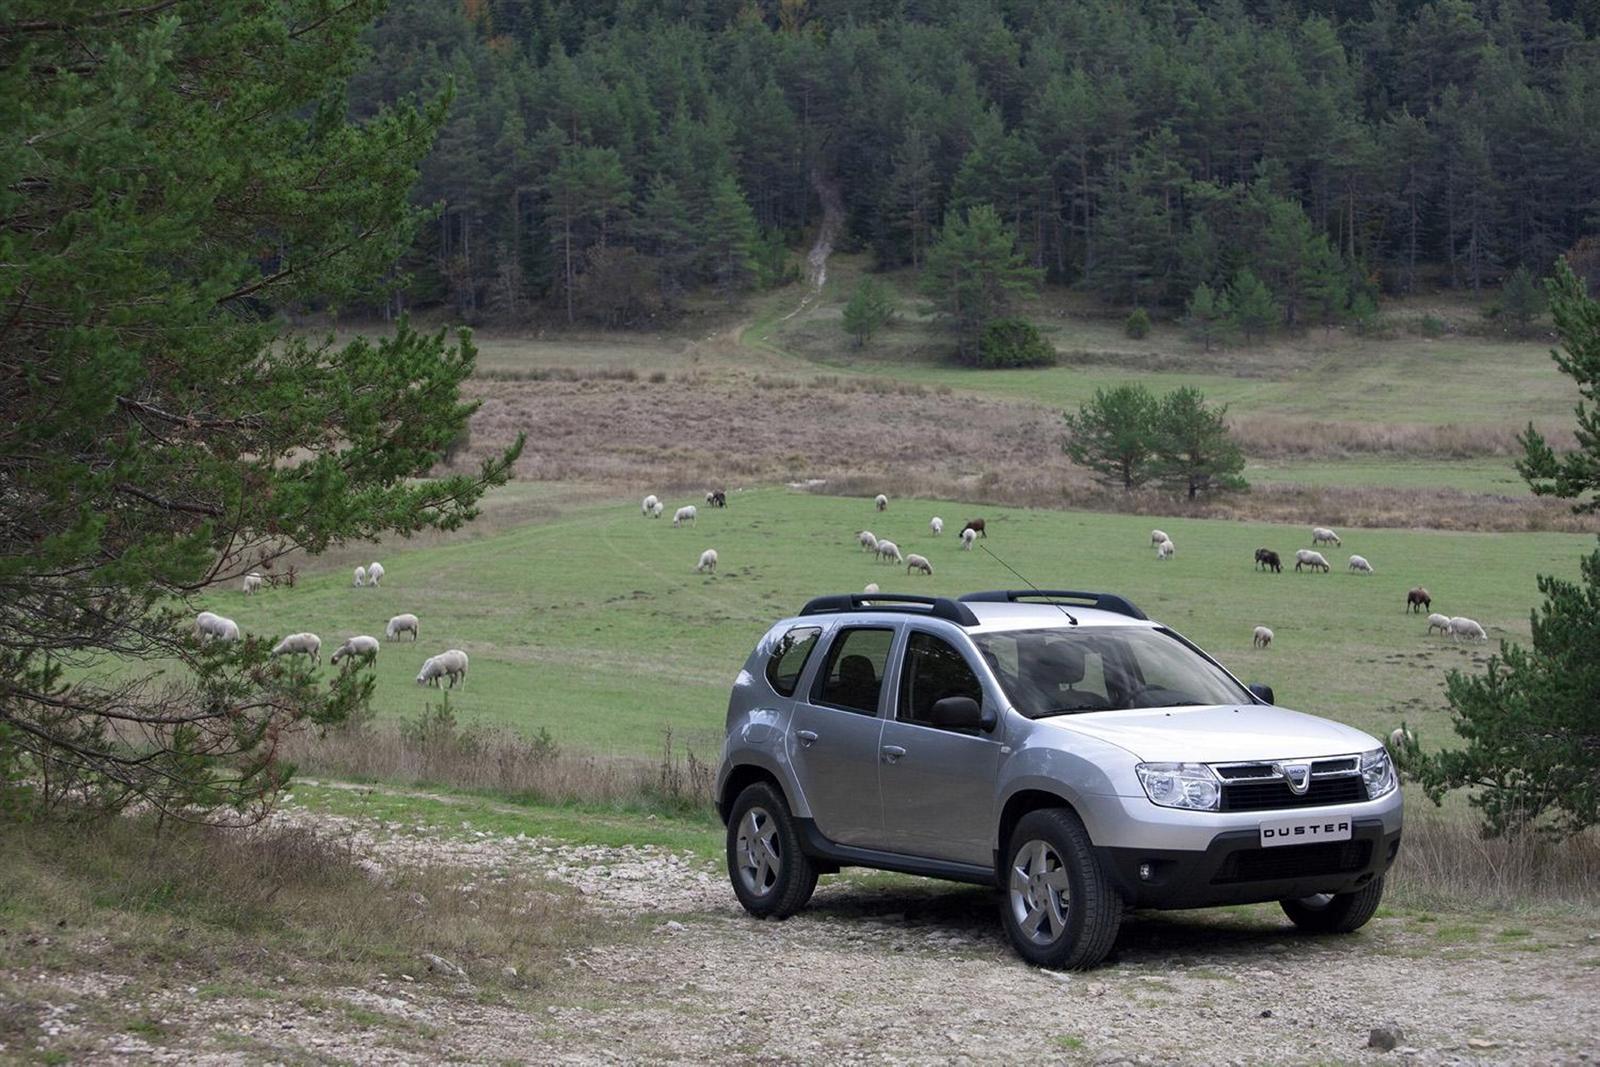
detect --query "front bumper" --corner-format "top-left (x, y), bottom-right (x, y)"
top-left (1097, 817), bottom-right (1402, 909)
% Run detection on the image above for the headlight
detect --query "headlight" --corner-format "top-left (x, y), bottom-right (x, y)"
top-left (1361, 748), bottom-right (1397, 798)
top-left (1135, 763), bottom-right (1221, 811)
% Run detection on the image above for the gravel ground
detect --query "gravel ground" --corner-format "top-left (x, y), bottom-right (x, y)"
top-left (20, 800), bottom-right (1600, 1065)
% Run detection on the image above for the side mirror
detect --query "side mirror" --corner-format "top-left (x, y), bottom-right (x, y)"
top-left (930, 696), bottom-right (996, 732)
top-left (1248, 683), bottom-right (1275, 705)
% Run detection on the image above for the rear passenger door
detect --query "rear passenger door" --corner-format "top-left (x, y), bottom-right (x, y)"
top-left (788, 626), bottom-right (897, 848)
top-left (878, 629), bottom-right (1002, 865)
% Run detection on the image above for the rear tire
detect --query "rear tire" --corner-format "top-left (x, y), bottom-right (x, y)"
top-left (998, 809), bottom-right (1123, 969)
top-left (725, 782), bottom-right (818, 920)
top-left (1280, 876), bottom-right (1385, 933)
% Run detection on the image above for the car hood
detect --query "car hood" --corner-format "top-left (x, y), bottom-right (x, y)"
top-left (1038, 704), bottom-right (1379, 763)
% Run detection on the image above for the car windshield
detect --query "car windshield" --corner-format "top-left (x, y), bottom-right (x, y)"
top-left (971, 626), bottom-right (1251, 718)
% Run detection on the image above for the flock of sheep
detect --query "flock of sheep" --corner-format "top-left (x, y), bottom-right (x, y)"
top-left (191, 562), bottom-right (471, 689)
top-left (641, 490), bottom-right (731, 574)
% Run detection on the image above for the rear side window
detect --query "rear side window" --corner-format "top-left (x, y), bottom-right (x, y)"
top-left (812, 627), bottom-right (895, 716)
top-left (765, 626), bottom-right (821, 696)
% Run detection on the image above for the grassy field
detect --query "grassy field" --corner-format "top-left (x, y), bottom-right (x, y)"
top-left (1244, 457), bottom-right (1534, 495)
top-left (217, 487), bottom-right (1592, 760)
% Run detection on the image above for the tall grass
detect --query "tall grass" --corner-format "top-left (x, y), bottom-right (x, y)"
top-left (1389, 807), bottom-right (1600, 912)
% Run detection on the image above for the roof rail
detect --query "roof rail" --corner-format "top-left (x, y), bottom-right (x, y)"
top-left (799, 593), bottom-right (981, 627)
top-left (958, 589), bottom-right (1148, 621)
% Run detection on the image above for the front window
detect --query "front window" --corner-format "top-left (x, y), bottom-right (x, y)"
top-left (898, 631), bottom-right (984, 727)
top-left (972, 626), bottom-right (1249, 718)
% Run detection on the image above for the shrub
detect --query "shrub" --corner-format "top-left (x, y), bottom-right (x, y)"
top-left (976, 317), bottom-right (1056, 369)
top-left (1124, 308), bottom-right (1151, 339)
top-left (1419, 314), bottom-right (1448, 337)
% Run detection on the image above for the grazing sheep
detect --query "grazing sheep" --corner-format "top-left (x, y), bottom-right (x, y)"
top-left (242, 572), bottom-right (264, 595)
top-left (706, 490), bottom-right (727, 508)
top-left (1150, 529), bottom-right (1170, 547)
top-left (961, 527), bottom-right (976, 550)
top-left (929, 516), bottom-right (944, 536)
top-left (1407, 587), bottom-right (1431, 613)
top-left (352, 565), bottom-right (367, 587)
top-left (271, 632), bottom-right (321, 665)
top-left (1294, 549), bottom-right (1331, 573)
top-left (1347, 554), bottom-right (1374, 574)
top-left (874, 493), bottom-right (888, 512)
top-left (673, 505), bottom-right (697, 527)
top-left (651, 500), bottom-right (665, 518)
top-left (416, 648), bottom-right (469, 689)
top-left (330, 634), bottom-right (380, 666)
top-left (642, 493), bottom-right (660, 517)
top-left (863, 583), bottom-right (880, 594)
top-left (857, 530), bottom-right (878, 552)
top-left (1426, 612), bottom-right (1452, 636)
top-left (1311, 526), bottom-right (1342, 547)
top-left (193, 611), bottom-right (239, 643)
top-left (1448, 616), bottom-right (1488, 643)
top-left (385, 613), bottom-right (420, 642)
top-left (905, 553), bottom-right (933, 576)
top-left (1156, 538), bottom-right (1175, 561)
top-left (367, 561), bottom-right (385, 586)
top-left (1254, 548), bottom-right (1282, 573)
top-left (962, 518), bottom-right (987, 539)
top-left (1252, 625), bottom-right (1273, 649)
top-left (696, 548), bottom-right (718, 574)
top-left (1388, 727), bottom-right (1413, 750)
top-left (875, 539), bottom-right (903, 565)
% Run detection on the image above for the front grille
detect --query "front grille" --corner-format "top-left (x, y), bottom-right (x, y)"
top-left (1221, 776), bottom-right (1368, 811)
top-left (1217, 757), bottom-right (1358, 780)
top-left (1212, 840), bottom-right (1373, 884)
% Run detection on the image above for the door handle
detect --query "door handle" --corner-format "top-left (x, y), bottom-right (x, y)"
top-left (796, 730), bottom-right (818, 747)
top-left (880, 745), bottom-right (907, 763)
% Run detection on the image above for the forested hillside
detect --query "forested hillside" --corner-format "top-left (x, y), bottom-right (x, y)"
top-left (348, 0), bottom-right (1600, 325)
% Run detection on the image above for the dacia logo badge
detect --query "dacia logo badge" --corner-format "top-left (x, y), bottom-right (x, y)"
top-left (1276, 762), bottom-right (1312, 795)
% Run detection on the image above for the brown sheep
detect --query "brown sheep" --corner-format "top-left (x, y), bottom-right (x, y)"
top-left (961, 518), bottom-right (987, 539)
top-left (1406, 587), bottom-right (1431, 613)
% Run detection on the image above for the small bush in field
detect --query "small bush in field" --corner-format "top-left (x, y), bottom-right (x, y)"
top-left (1420, 314), bottom-right (1448, 337)
top-left (976, 317), bottom-right (1055, 368)
top-left (1124, 308), bottom-right (1151, 339)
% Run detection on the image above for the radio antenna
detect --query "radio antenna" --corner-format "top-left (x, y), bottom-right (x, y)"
top-left (979, 543), bottom-right (1077, 625)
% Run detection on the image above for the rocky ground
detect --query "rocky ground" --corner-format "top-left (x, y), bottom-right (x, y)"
top-left (10, 796), bottom-right (1600, 1065)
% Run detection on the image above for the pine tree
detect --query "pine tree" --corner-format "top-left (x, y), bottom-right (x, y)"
top-left (1302, 238), bottom-right (1351, 333)
top-left (1062, 386), bottom-right (1160, 491)
top-left (1185, 283), bottom-right (1231, 352)
top-left (1516, 261), bottom-right (1600, 512)
top-left (700, 172), bottom-right (760, 296)
top-left (842, 277), bottom-right (896, 347)
top-left (1227, 269), bottom-right (1280, 345)
top-left (920, 204), bottom-right (1042, 364)
top-left (1151, 388), bottom-right (1249, 499)
top-left (0, 0), bottom-right (521, 820)
top-left (1500, 267), bottom-right (1547, 335)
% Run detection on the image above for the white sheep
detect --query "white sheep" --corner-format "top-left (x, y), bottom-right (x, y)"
top-left (929, 516), bottom-right (944, 536)
top-left (696, 548), bottom-right (718, 574)
top-left (905, 553), bottom-right (933, 576)
top-left (1156, 538), bottom-right (1175, 561)
top-left (416, 648), bottom-right (469, 688)
top-left (1294, 549), bottom-right (1330, 573)
top-left (874, 493), bottom-right (888, 512)
top-left (1426, 612), bottom-right (1451, 636)
top-left (651, 500), bottom-right (665, 518)
top-left (1347, 554), bottom-right (1374, 574)
top-left (271, 632), bottom-right (321, 664)
top-left (330, 634), bottom-right (380, 666)
top-left (1311, 526), bottom-right (1342, 547)
top-left (385, 613), bottom-right (420, 642)
top-left (1448, 616), bottom-right (1487, 643)
top-left (673, 505), bottom-right (697, 527)
top-left (960, 527), bottom-right (976, 551)
top-left (1252, 625), bottom-right (1273, 649)
top-left (242, 572), bottom-right (263, 596)
top-left (857, 530), bottom-right (879, 552)
top-left (642, 493), bottom-right (660, 517)
top-left (1150, 529), bottom-right (1170, 547)
top-left (875, 539), bottom-right (903, 565)
top-left (367, 561), bottom-right (385, 586)
top-left (352, 565), bottom-right (367, 587)
top-left (193, 611), bottom-right (239, 643)
top-left (1388, 727), bottom-right (1413, 750)
top-left (863, 583), bottom-right (880, 594)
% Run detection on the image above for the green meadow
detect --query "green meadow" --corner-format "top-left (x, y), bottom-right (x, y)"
top-left (214, 488), bottom-right (1593, 760)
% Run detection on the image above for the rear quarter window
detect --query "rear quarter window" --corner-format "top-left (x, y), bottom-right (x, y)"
top-left (765, 626), bottom-right (822, 696)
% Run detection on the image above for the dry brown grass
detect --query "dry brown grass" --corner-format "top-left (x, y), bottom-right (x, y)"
top-left (1231, 415), bottom-right (1577, 459)
top-left (1389, 807), bottom-right (1600, 912)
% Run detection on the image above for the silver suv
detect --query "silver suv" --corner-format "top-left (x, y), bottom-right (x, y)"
top-left (713, 591), bottom-right (1403, 969)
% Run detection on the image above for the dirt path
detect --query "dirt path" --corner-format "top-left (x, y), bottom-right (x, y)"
top-left (779, 166), bottom-right (845, 323)
top-left (78, 796), bottom-right (1596, 1065)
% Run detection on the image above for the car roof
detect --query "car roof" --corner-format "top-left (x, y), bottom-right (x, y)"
top-left (788, 591), bottom-right (1159, 635)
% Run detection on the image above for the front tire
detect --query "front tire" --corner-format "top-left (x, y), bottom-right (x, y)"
top-left (726, 782), bottom-right (818, 920)
top-left (1280, 876), bottom-right (1385, 933)
top-left (999, 809), bottom-right (1123, 969)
